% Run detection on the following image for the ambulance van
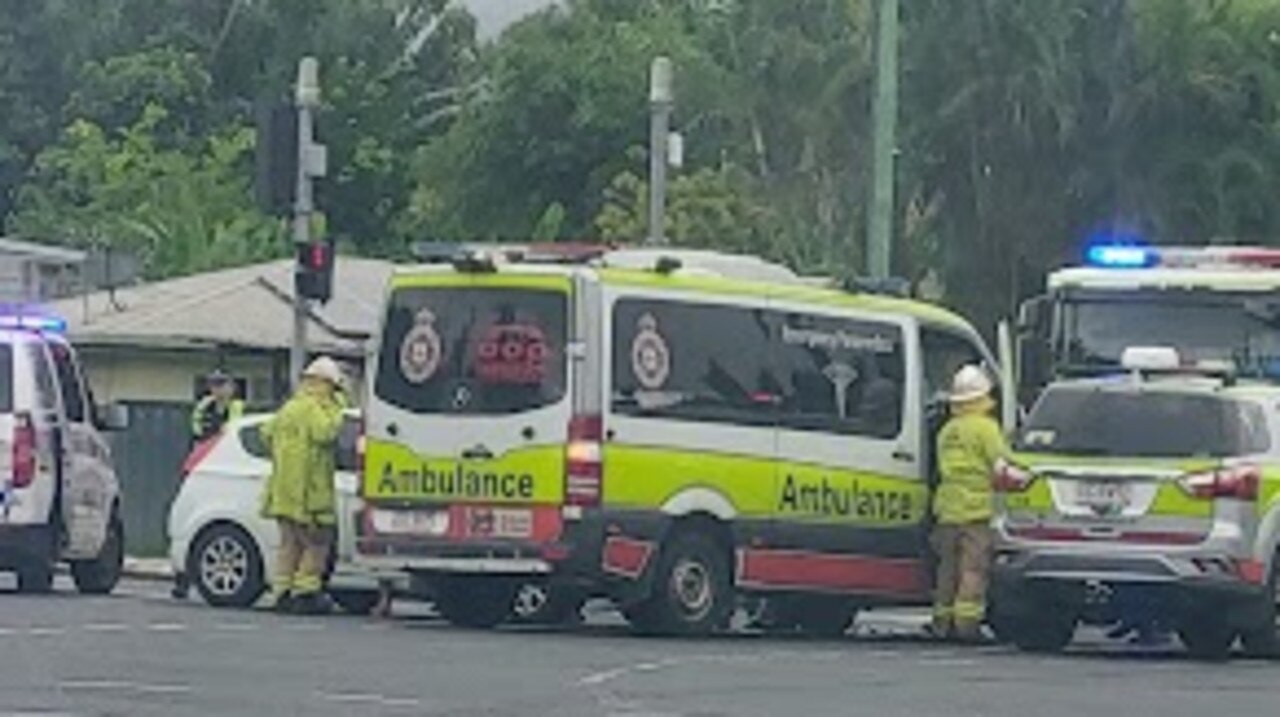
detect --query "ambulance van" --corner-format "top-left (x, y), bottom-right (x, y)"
top-left (357, 248), bottom-right (995, 634)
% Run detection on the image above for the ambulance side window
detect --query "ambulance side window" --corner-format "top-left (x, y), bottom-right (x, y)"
top-left (611, 299), bottom-right (779, 427)
top-left (922, 328), bottom-right (985, 402)
top-left (774, 312), bottom-right (905, 439)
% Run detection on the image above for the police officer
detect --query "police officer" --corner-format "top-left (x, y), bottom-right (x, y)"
top-left (191, 370), bottom-right (245, 442)
top-left (260, 357), bottom-right (346, 615)
top-left (931, 365), bottom-right (1008, 642)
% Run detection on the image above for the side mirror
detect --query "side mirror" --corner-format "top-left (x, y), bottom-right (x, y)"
top-left (95, 403), bottom-right (130, 432)
top-left (1016, 294), bottom-right (1052, 336)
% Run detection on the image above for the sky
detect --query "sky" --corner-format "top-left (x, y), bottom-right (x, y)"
top-left (464, 0), bottom-right (557, 37)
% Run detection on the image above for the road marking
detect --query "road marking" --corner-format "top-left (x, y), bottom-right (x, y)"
top-left (59, 680), bottom-right (133, 691)
top-left (83, 623), bottom-right (130, 633)
top-left (213, 622), bottom-right (256, 632)
top-left (317, 692), bottom-right (422, 709)
top-left (27, 627), bottom-right (66, 637)
top-left (284, 623), bottom-right (326, 632)
top-left (146, 622), bottom-right (188, 633)
top-left (0, 628), bottom-right (16, 636)
top-left (134, 683), bottom-right (193, 695)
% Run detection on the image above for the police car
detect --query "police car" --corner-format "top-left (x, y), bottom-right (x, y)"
top-left (991, 348), bottom-right (1280, 660)
top-left (0, 313), bottom-right (127, 594)
top-left (357, 246), bottom-right (995, 634)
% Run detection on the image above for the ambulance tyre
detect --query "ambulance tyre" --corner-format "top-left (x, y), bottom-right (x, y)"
top-left (435, 578), bottom-right (514, 629)
top-left (634, 528), bottom-right (733, 636)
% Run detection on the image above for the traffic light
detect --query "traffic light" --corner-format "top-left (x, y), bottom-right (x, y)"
top-left (295, 241), bottom-right (335, 303)
top-left (255, 102), bottom-right (299, 216)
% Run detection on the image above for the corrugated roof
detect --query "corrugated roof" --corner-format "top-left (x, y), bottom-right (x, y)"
top-left (51, 256), bottom-right (394, 357)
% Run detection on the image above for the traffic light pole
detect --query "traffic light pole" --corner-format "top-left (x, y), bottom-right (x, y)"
top-left (866, 0), bottom-right (899, 280)
top-left (290, 58), bottom-right (322, 390)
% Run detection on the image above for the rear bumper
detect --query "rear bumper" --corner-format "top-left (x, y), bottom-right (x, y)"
top-left (992, 548), bottom-right (1270, 627)
top-left (0, 524), bottom-right (55, 568)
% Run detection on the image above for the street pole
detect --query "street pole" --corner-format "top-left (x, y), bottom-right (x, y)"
top-left (290, 57), bottom-right (321, 389)
top-left (648, 57), bottom-right (674, 246)
top-left (866, 0), bottom-right (899, 280)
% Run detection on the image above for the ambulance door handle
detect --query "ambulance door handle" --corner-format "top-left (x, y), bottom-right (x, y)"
top-left (521, 426), bottom-right (536, 441)
top-left (892, 450), bottom-right (915, 463)
top-left (462, 446), bottom-right (494, 460)
top-left (386, 423), bottom-right (400, 437)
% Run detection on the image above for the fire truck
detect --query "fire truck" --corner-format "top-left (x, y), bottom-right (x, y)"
top-left (1013, 244), bottom-right (1280, 402)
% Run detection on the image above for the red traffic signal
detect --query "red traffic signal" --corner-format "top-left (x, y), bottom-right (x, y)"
top-left (295, 241), bottom-right (334, 303)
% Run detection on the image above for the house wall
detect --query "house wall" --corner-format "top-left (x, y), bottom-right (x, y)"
top-left (76, 345), bottom-right (369, 409)
top-left (77, 347), bottom-right (284, 408)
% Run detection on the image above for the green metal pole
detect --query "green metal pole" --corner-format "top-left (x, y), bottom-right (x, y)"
top-left (866, 0), bottom-right (899, 280)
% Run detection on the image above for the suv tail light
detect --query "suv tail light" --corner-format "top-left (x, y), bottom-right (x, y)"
top-left (1179, 465), bottom-right (1259, 501)
top-left (565, 414), bottom-right (602, 507)
top-left (181, 436), bottom-right (220, 480)
top-left (12, 413), bottom-right (36, 488)
top-left (993, 459), bottom-right (1035, 493)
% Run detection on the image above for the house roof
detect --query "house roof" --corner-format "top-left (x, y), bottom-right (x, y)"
top-left (0, 236), bottom-right (87, 264)
top-left (51, 256), bottom-right (394, 357)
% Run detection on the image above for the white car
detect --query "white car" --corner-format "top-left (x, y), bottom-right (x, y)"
top-left (167, 412), bottom-right (393, 613)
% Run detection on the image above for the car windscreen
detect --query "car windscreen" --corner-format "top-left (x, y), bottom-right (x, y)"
top-left (1018, 387), bottom-right (1270, 458)
top-left (1060, 290), bottom-right (1280, 376)
top-left (375, 285), bottom-right (568, 415)
top-left (0, 345), bottom-right (12, 413)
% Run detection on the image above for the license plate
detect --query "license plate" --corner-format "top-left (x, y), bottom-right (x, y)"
top-left (465, 508), bottom-right (533, 539)
top-left (370, 509), bottom-right (449, 537)
top-left (1074, 481), bottom-right (1132, 512)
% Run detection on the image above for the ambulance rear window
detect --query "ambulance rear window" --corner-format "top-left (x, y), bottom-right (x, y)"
top-left (375, 286), bottom-right (568, 415)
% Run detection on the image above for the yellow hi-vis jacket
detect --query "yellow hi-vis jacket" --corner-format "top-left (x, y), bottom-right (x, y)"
top-left (259, 384), bottom-right (344, 526)
top-left (934, 398), bottom-right (1008, 525)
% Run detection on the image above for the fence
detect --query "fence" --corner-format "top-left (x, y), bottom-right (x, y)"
top-left (109, 402), bottom-right (192, 557)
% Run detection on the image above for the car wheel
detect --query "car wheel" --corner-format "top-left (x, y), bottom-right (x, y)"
top-left (330, 589), bottom-right (380, 616)
top-left (1008, 612), bottom-right (1077, 654)
top-left (435, 578), bottom-right (514, 629)
top-left (71, 512), bottom-right (124, 595)
top-left (190, 524), bottom-right (265, 609)
top-left (630, 529), bottom-right (733, 636)
top-left (1241, 555), bottom-right (1280, 658)
top-left (16, 560), bottom-right (54, 594)
top-left (1180, 615), bottom-right (1237, 662)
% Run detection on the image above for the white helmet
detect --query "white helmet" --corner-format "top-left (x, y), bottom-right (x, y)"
top-left (949, 364), bottom-right (993, 404)
top-left (303, 356), bottom-right (345, 387)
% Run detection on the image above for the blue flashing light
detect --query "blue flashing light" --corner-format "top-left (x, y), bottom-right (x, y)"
top-left (1086, 245), bottom-right (1155, 268)
top-left (0, 314), bottom-right (67, 333)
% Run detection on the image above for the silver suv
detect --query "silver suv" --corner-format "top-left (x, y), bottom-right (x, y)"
top-left (0, 318), bottom-right (127, 593)
top-left (991, 373), bottom-right (1280, 660)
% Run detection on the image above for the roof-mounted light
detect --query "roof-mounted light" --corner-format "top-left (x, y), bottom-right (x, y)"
top-left (1086, 245), bottom-right (1155, 268)
top-left (0, 314), bottom-right (66, 333)
top-left (1120, 346), bottom-right (1181, 372)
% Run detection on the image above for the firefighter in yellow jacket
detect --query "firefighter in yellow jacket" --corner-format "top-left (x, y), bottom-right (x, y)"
top-left (261, 357), bottom-right (346, 614)
top-left (931, 365), bottom-right (1008, 642)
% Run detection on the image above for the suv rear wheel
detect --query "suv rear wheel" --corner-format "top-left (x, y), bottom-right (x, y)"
top-left (1179, 613), bottom-right (1236, 662)
top-left (71, 512), bottom-right (124, 595)
top-left (1241, 555), bottom-right (1280, 658)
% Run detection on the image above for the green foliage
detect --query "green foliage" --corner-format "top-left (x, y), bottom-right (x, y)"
top-left (4, 0), bottom-right (1280, 330)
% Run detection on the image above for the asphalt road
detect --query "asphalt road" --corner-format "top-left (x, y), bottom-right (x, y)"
top-left (1, 577), bottom-right (1278, 717)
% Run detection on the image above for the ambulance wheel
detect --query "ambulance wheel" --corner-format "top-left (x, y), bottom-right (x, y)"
top-left (330, 589), bottom-right (380, 616)
top-left (72, 512), bottom-right (124, 595)
top-left (1241, 555), bottom-right (1280, 658)
top-left (435, 578), bottom-right (514, 629)
top-left (1008, 613), bottom-right (1076, 654)
top-left (1180, 615), bottom-right (1236, 662)
top-left (634, 529), bottom-right (733, 636)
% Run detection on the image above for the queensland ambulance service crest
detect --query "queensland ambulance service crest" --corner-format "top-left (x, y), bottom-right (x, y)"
top-left (631, 313), bottom-right (671, 390)
top-left (399, 309), bottom-right (442, 384)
